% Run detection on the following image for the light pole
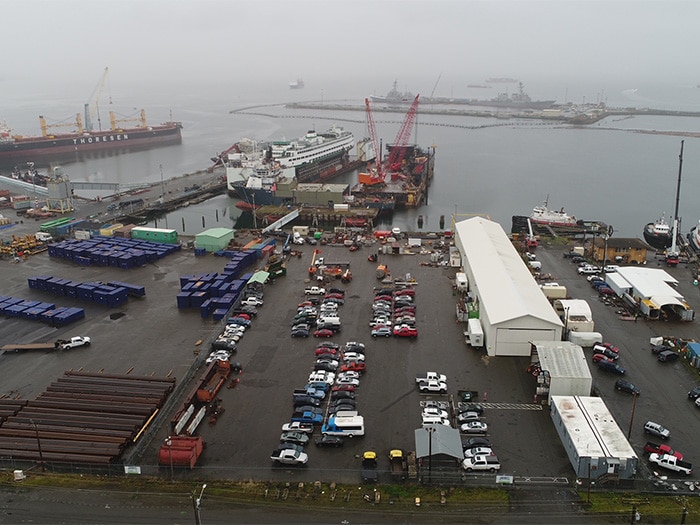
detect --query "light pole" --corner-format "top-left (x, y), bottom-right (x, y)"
top-left (159, 164), bottom-right (165, 203)
top-left (192, 483), bottom-right (207, 525)
top-left (165, 438), bottom-right (174, 481)
top-left (426, 426), bottom-right (435, 485)
top-left (626, 392), bottom-right (638, 440)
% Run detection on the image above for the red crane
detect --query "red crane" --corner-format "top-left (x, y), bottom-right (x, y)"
top-left (386, 94), bottom-right (420, 173)
top-left (364, 98), bottom-right (383, 184)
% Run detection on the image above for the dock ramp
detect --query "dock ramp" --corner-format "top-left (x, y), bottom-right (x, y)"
top-left (262, 208), bottom-right (300, 234)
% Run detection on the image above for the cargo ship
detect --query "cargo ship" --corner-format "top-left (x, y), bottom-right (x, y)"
top-left (223, 127), bottom-right (361, 205)
top-left (0, 110), bottom-right (182, 166)
top-left (289, 78), bottom-right (305, 89)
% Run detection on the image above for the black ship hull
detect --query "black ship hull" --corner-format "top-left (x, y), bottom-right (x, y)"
top-left (0, 124), bottom-right (182, 167)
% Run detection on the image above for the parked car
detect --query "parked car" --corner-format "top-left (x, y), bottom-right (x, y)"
top-left (315, 347), bottom-right (339, 356)
top-left (371, 326), bottom-right (393, 338)
top-left (334, 377), bottom-right (360, 387)
top-left (463, 447), bottom-right (493, 458)
top-left (456, 411), bottom-right (480, 423)
top-left (460, 403), bottom-right (484, 415)
top-left (577, 265), bottom-right (600, 275)
top-left (291, 328), bottom-right (310, 338)
top-left (242, 297), bottom-right (263, 306)
top-left (650, 344), bottom-right (673, 354)
top-left (206, 350), bottom-right (231, 364)
top-left (393, 325), bottom-right (418, 338)
top-left (460, 421), bottom-right (488, 434)
top-left (314, 329), bottom-right (335, 338)
top-left (292, 396), bottom-right (321, 408)
top-left (592, 353), bottom-right (613, 364)
top-left (615, 379), bottom-right (640, 395)
top-left (688, 386), bottom-right (700, 400)
top-left (422, 407), bottom-right (449, 419)
top-left (341, 361), bottom-right (366, 374)
top-left (315, 435), bottom-right (344, 447)
top-left (644, 421), bottom-right (670, 439)
top-left (337, 371), bottom-right (360, 381)
top-left (317, 342), bottom-right (341, 350)
top-left (594, 342), bottom-right (620, 354)
top-left (329, 404), bottom-right (356, 415)
top-left (331, 384), bottom-right (356, 393)
top-left (597, 360), bottom-right (625, 375)
top-left (592, 346), bottom-right (619, 360)
top-left (462, 437), bottom-right (492, 450)
top-left (341, 351), bottom-right (365, 361)
top-left (211, 339), bottom-right (237, 352)
top-left (657, 350), bottom-right (679, 363)
top-left (314, 362), bottom-right (338, 373)
top-left (330, 390), bottom-right (356, 401)
top-left (280, 431), bottom-right (310, 445)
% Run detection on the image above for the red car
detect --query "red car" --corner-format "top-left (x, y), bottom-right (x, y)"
top-left (331, 384), bottom-right (355, 393)
top-left (393, 325), bottom-right (418, 338)
top-left (592, 353), bottom-right (612, 363)
top-left (234, 313), bottom-right (251, 320)
top-left (298, 301), bottom-right (315, 308)
top-left (595, 342), bottom-right (619, 353)
top-left (374, 295), bottom-right (393, 303)
top-left (324, 293), bottom-right (344, 300)
top-left (395, 289), bottom-right (415, 297)
top-left (314, 329), bottom-right (335, 338)
top-left (341, 361), bottom-right (366, 374)
top-left (315, 347), bottom-right (339, 356)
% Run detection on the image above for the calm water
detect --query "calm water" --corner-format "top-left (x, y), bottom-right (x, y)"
top-left (3, 79), bottom-right (700, 238)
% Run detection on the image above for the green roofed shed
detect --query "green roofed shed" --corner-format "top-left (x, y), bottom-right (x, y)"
top-left (248, 271), bottom-right (270, 285)
top-left (195, 228), bottom-right (234, 252)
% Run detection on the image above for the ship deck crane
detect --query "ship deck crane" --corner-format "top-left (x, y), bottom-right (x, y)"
top-left (39, 114), bottom-right (83, 136)
top-left (109, 109), bottom-right (147, 131)
top-left (85, 67), bottom-right (111, 132)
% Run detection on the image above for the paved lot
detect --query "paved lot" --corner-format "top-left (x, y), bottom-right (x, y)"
top-left (1, 231), bottom-right (697, 487)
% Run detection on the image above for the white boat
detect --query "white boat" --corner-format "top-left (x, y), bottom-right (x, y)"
top-left (643, 214), bottom-right (673, 250)
top-left (529, 196), bottom-right (578, 227)
top-left (270, 127), bottom-right (354, 169)
top-left (289, 78), bottom-right (304, 89)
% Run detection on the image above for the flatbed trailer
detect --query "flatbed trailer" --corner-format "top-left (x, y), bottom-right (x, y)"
top-left (1, 342), bottom-right (58, 353)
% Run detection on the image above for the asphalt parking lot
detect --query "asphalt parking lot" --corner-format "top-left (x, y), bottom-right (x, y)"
top-left (1, 233), bottom-right (697, 487)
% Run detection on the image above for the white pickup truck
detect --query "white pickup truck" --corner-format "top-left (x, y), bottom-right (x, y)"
top-left (270, 448), bottom-right (309, 465)
top-left (417, 379), bottom-right (447, 394)
top-left (57, 336), bottom-right (91, 350)
top-left (416, 372), bottom-right (447, 384)
top-left (649, 453), bottom-right (693, 475)
top-left (462, 454), bottom-right (501, 472)
top-left (304, 286), bottom-right (326, 296)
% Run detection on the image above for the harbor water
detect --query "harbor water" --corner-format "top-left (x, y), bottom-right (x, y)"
top-left (3, 80), bottom-right (700, 239)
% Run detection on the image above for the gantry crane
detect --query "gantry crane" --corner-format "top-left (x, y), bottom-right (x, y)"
top-left (84, 67), bottom-right (111, 132)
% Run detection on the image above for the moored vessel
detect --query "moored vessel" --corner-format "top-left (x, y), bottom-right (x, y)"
top-left (529, 196), bottom-right (579, 227)
top-left (643, 215), bottom-right (673, 250)
top-left (289, 78), bottom-right (305, 89)
top-left (0, 111), bottom-right (182, 166)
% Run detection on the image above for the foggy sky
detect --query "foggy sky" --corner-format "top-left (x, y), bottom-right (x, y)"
top-left (3, 0), bottom-right (700, 100)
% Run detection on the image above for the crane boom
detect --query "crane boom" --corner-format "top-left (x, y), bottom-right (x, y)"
top-left (364, 98), bottom-right (383, 183)
top-left (85, 67), bottom-right (110, 132)
top-left (386, 94), bottom-right (420, 171)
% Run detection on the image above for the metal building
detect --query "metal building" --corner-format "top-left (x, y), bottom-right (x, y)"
top-left (550, 396), bottom-right (638, 482)
top-left (530, 341), bottom-right (592, 403)
top-left (454, 217), bottom-right (563, 356)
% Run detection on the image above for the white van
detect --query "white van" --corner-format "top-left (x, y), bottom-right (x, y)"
top-left (317, 316), bottom-right (341, 327)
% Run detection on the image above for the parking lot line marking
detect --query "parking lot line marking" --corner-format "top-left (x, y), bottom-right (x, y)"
top-left (480, 403), bottom-right (543, 410)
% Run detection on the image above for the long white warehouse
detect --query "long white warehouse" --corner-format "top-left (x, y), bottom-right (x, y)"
top-left (454, 217), bottom-right (562, 356)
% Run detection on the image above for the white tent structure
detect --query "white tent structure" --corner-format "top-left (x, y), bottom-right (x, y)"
top-left (454, 217), bottom-right (562, 356)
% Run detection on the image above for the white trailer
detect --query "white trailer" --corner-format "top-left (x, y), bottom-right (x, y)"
top-left (455, 272), bottom-right (468, 292)
top-left (465, 318), bottom-right (484, 347)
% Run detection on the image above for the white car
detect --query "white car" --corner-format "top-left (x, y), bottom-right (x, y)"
top-left (344, 341), bottom-right (365, 350)
top-left (315, 359), bottom-right (339, 368)
top-left (341, 352), bottom-right (365, 362)
top-left (577, 265), bottom-right (600, 275)
top-left (242, 297), bottom-right (263, 306)
top-left (369, 318), bottom-right (391, 328)
top-left (463, 447), bottom-right (493, 458)
top-left (282, 421), bottom-right (314, 434)
top-left (422, 408), bottom-right (449, 419)
top-left (334, 377), bottom-right (360, 387)
top-left (206, 350), bottom-right (230, 364)
top-left (460, 421), bottom-right (488, 434)
top-left (308, 371), bottom-right (335, 384)
top-left (337, 371), bottom-right (360, 381)
top-left (603, 265), bottom-right (620, 273)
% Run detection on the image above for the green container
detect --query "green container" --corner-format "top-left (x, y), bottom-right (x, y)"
top-left (314, 231), bottom-right (323, 240)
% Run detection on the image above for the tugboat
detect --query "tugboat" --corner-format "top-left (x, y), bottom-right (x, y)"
top-left (643, 214), bottom-right (673, 250)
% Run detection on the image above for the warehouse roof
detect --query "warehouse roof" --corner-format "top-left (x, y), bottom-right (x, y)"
top-left (414, 425), bottom-right (463, 460)
top-left (455, 217), bottom-right (562, 327)
top-left (551, 396), bottom-right (637, 460)
top-left (533, 341), bottom-right (592, 381)
top-left (196, 228), bottom-right (234, 239)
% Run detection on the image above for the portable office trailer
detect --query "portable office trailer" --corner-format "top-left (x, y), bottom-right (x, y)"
top-left (130, 227), bottom-right (179, 244)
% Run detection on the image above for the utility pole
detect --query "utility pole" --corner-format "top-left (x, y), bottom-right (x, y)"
top-left (192, 483), bottom-right (207, 525)
top-left (30, 419), bottom-right (45, 472)
top-left (626, 392), bottom-right (638, 440)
